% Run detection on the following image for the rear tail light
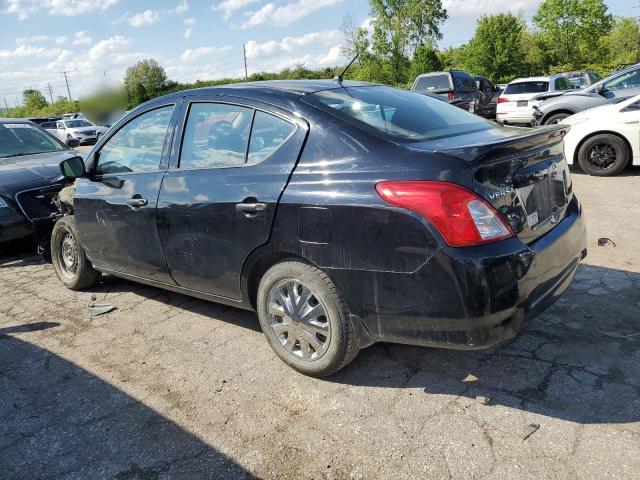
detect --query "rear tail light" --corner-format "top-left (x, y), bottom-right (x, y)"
top-left (447, 92), bottom-right (456, 101)
top-left (376, 181), bottom-right (513, 247)
top-left (497, 97), bottom-right (509, 104)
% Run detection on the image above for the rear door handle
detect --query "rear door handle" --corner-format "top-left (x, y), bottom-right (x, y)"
top-left (127, 197), bottom-right (148, 207)
top-left (235, 202), bottom-right (267, 213)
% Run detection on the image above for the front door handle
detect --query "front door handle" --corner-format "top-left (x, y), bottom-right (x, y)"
top-left (235, 202), bottom-right (267, 213)
top-left (127, 197), bottom-right (148, 208)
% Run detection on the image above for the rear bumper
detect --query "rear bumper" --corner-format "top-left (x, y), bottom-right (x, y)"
top-left (496, 111), bottom-right (536, 125)
top-left (331, 195), bottom-right (587, 349)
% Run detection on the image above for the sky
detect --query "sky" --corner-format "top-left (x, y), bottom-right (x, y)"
top-left (0, 0), bottom-right (636, 106)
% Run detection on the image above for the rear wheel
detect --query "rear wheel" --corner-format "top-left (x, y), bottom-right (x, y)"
top-left (51, 215), bottom-right (100, 290)
top-left (544, 112), bottom-right (570, 125)
top-left (256, 261), bottom-right (360, 377)
top-left (577, 134), bottom-right (629, 176)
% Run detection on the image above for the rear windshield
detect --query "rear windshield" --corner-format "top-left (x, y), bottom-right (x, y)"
top-left (303, 85), bottom-right (492, 142)
top-left (504, 81), bottom-right (549, 94)
top-left (0, 123), bottom-right (66, 158)
top-left (413, 74), bottom-right (451, 91)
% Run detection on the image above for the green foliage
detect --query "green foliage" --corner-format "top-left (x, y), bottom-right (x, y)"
top-left (23, 89), bottom-right (48, 110)
top-left (463, 14), bottom-right (529, 83)
top-left (533, 0), bottom-right (613, 70)
top-left (123, 59), bottom-right (168, 107)
top-left (409, 44), bottom-right (443, 82)
top-left (602, 17), bottom-right (640, 69)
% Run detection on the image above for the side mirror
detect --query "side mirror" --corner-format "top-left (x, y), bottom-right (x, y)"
top-left (59, 156), bottom-right (86, 179)
top-left (65, 138), bottom-right (80, 148)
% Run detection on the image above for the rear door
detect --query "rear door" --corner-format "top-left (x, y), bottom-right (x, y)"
top-left (73, 103), bottom-right (179, 282)
top-left (156, 96), bottom-right (308, 299)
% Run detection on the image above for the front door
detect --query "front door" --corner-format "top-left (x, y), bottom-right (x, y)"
top-left (74, 104), bottom-right (177, 282)
top-left (156, 99), bottom-right (307, 299)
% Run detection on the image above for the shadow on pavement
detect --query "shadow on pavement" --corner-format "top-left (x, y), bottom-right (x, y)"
top-left (329, 264), bottom-right (640, 425)
top-left (0, 322), bottom-right (255, 480)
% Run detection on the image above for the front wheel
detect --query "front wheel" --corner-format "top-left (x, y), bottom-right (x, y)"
top-left (577, 134), bottom-right (629, 176)
top-left (544, 112), bottom-right (570, 125)
top-left (51, 215), bottom-right (100, 290)
top-left (257, 261), bottom-right (360, 377)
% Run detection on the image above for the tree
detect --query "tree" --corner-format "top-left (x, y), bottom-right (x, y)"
top-left (602, 17), bottom-right (640, 69)
top-left (463, 14), bottom-right (529, 83)
top-left (23, 89), bottom-right (48, 110)
top-left (123, 59), bottom-right (167, 105)
top-left (533, 0), bottom-right (613, 70)
top-left (409, 44), bottom-right (442, 80)
top-left (368, 0), bottom-right (448, 85)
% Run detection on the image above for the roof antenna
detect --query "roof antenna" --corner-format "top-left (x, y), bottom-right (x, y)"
top-left (334, 52), bottom-right (360, 84)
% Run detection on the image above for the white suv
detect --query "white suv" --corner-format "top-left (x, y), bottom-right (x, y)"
top-left (496, 75), bottom-right (575, 125)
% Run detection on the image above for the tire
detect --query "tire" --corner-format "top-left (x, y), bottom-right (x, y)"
top-left (257, 261), bottom-right (360, 377)
top-left (544, 112), bottom-right (571, 125)
top-left (577, 134), bottom-right (629, 176)
top-left (51, 215), bottom-right (100, 290)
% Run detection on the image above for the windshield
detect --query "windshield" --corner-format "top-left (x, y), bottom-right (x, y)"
top-left (504, 81), bottom-right (549, 94)
top-left (64, 120), bottom-right (93, 128)
top-left (303, 85), bottom-right (492, 142)
top-left (0, 123), bottom-right (66, 158)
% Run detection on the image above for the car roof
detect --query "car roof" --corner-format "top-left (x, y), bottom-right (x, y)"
top-left (509, 76), bottom-right (552, 83)
top-left (0, 118), bottom-right (32, 124)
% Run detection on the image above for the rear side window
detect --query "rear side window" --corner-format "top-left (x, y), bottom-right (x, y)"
top-left (247, 111), bottom-right (296, 165)
top-left (453, 73), bottom-right (477, 91)
top-left (413, 74), bottom-right (451, 91)
top-left (504, 81), bottom-right (549, 94)
top-left (303, 85), bottom-right (491, 142)
top-left (95, 105), bottom-right (174, 175)
top-left (555, 77), bottom-right (574, 90)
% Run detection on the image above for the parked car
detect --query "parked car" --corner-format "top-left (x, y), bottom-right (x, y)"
top-left (0, 118), bottom-right (80, 247)
top-left (561, 70), bottom-right (602, 89)
top-left (497, 75), bottom-right (575, 125)
top-left (411, 70), bottom-right (479, 113)
top-left (49, 80), bottom-right (586, 376)
top-left (47, 118), bottom-right (109, 146)
top-left (474, 76), bottom-right (501, 118)
top-left (561, 94), bottom-right (640, 176)
top-left (533, 63), bottom-right (640, 125)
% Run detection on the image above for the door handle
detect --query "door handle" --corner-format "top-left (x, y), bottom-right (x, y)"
top-left (235, 202), bottom-right (267, 213)
top-left (127, 197), bottom-right (148, 207)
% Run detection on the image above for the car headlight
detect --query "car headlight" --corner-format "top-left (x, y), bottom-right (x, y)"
top-left (0, 197), bottom-right (8, 208)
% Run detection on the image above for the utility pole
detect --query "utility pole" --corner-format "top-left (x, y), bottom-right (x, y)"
top-left (3, 98), bottom-right (9, 114)
top-left (62, 71), bottom-right (72, 101)
top-left (243, 44), bottom-right (248, 81)
top-left (47, 83), bottom-right (54, 104)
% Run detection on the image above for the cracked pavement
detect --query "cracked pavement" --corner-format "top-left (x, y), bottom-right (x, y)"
top-left (1, 168), bottom-right (639, 479)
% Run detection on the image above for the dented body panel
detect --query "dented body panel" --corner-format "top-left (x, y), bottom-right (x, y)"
top-left (66, 81), bottom-right (587, 351)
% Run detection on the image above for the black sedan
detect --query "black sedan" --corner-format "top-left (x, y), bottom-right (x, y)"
top-left (0, 119), bottom-right (80, 248)
top-left (50, 80), bottom-right (587, 376)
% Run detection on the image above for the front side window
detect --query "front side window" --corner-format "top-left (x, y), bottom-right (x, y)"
top-left (180, 103), bottom-right (253, 169)
top-left (95, 105), bottom-right (174, 175)
top-left (303, 85), bottom-right (491, 142)
top-left (0, 122), bottom-right (66, 158)
top-left (604, 70), bottom-right (640, 91)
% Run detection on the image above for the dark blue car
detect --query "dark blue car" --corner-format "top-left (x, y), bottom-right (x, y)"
top-left (51, 81), bottom-right (587, 376)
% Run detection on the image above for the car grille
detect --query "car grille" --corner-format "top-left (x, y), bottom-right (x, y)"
top-left (15, 186), bottom-right (61, 221)
top-left (84, 130), bottom-right (96, 136)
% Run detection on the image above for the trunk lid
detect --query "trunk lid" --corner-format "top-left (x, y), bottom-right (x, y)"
top-left (410, 125), bottom-right (573, 244)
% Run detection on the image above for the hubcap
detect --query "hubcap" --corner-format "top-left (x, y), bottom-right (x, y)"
top-left (59, 231), bottom-right (78, 278)
top-left (267, 280), bottom-right (330, 361)
top-left (587, 143), bottom-right (617, 170)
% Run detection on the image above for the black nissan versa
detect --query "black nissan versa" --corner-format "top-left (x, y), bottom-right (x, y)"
top-left (50, 80), bottom-right (587, 376)
top-left (0, 118), bottom-right (80, 247)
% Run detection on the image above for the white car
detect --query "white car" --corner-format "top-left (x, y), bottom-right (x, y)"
top-left (562, 94), bottom-right (640, 176)
top-left (46, 118), bottom-right (108, 146)
top-left (497, 75), bottom-right (575, 125)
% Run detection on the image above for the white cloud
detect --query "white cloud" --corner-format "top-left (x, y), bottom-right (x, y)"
top-left (184, 28), bottom-right (193, 40)
top-left (55, 35), bottom-right (67, 45)
top-left (442, 0), bottom-right (540, 17)
top-left (172, 0), bottom-right (189, 14)
top-left (88, 36), bottom-right (131, 59)
top-left (245, 30), bottom-right (342, 57)
top-left (184, 17), bottom-right (195, 24)
top-left (5, 0), bottom-right (120, 19)
top-left (213, 0), bottom-right (259, 21)
top-left (242, 0), bottom-right (342, 29)
top-left (15, 35), bottom-right (49, 44)
top-left (181, 45), bottom-right (233, 62)
top-left (128, 9), bottom-right (161, 27)
top-left (72, 31), bottom-right (92, 46)
top-left (0, 44), bottom-right (61, 59)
